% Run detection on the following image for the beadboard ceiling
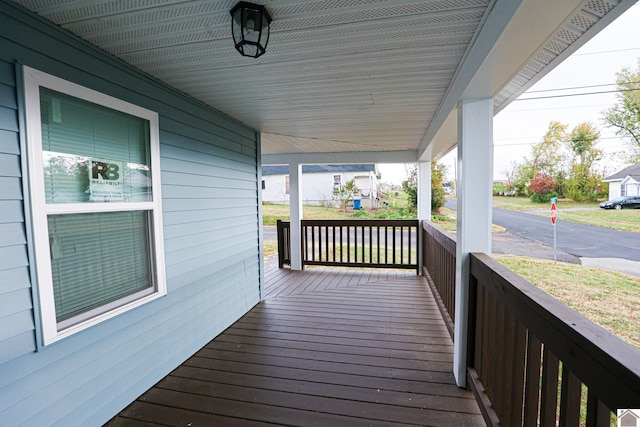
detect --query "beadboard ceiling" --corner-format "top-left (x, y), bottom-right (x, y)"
top-left (12, 0), bottom-right (633, 160)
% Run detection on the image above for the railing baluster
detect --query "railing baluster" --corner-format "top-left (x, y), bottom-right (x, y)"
top-left (376, 225), bottom-right (380, 263)
top-left (311, 225), bottom-right (316, 261)
top-left (540, 347), bottom-right (560, 427)
top-left (523, 333), bottom-right (542, 427)
top-left (347, 225), bottom-right (351, 263)
top-left (392, 226), bottom-right (396, 264)
top-left (510, 321), bottom-right (527, 427)
top-left (369, 225), bottom-right (372, 263)
top-left (354, 225), bottom-right (358, 263)
top-left (340, 226), bottom-right (343, 262)
top-left (325, 224), bottom-right (329, 262)
top-left (400, 226), bottom-right (404, 265)
top-left (385, 226), bottom-right (388, 264)
top-left (586, 392), bottom-right (610, 427)
top-left (361, 225), bottom-right (365, 263)
top-left (332, 226), bottom-right (336, 263)
top-left (559, 367), bottom-right (581, 427)
top-left (408, 225), bottom-right (412, 266)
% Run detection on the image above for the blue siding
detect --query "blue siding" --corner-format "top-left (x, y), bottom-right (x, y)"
top-left (0, 2), bottom-right (262, 426)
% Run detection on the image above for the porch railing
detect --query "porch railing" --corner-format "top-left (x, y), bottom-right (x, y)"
top-left (422, 222), bottom-right (640, 426)
top-left (422, 221), bottom-right (456, 338)
top-left (277, 219), bottom-right (419, 272)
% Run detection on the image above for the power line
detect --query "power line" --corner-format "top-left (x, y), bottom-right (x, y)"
top-left (573, 46), bottom-right (640, 57)
top-left (515, 87), bottom-right (638, 101)
top-left (525, 80), bottom-right (640, 94)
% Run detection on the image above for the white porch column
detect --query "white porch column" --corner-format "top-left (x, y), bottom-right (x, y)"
top-left (417, 160), bottom-right (431, 275)
top-left (289, 163), bottom-right (303, 270)
top-left (453, 98), bottom-right (493, 387)
top-left (417, 161), bottom-right (432, 221)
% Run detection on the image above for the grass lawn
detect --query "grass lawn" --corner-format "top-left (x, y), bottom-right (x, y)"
top-left (495, 255), bottom-right (640, 349)
top-left (542, 208), bottom-right (640, 232)
top-left (492, 196), bottom-right (601, 211)
top-left (263, 203), bottom-right (349, 225)
top-left (380, 188), bottom-right (409, 208)
top-left (433, 207), bottom-right (505, 233)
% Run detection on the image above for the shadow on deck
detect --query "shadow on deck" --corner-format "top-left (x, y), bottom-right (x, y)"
top-left (108, 266), bottom-right (484, 426)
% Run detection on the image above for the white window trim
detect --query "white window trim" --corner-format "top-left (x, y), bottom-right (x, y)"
top-left (23, 66), bottom-right (167, 346)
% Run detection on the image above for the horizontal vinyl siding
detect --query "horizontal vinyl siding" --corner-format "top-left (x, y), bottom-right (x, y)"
top-left (0, 2), bottom-right (261, 426)
top-left (0, 54), bottom-right (35, 368)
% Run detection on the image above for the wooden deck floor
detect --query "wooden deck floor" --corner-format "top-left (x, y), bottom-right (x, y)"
top-left (108, 266), bottom-right (484, 426)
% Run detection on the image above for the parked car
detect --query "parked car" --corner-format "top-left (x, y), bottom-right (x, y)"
top-left (599, 196), bottom-right (640, 209)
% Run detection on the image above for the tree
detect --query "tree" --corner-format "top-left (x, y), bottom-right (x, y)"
top-left (508, 121), bottom-right (570, 197)
top-left (527, 173), bottom-right (557, 203)
top-left (332, 178), bottom-right (358, 213)
top-left (531, 121), bottom-right (569, 178)
top-left (565, 122), bottom-right (603, 201)
top-left (569, 122), bottom-right (600, 164)
top-left (402, 164), bottom-right (418, 211)
top-left (401, 161), bottom-right (447, 213)
top-left (431, 161), bottom-right (447, 213)
top-left (603, 59), bottom-right (640, 162)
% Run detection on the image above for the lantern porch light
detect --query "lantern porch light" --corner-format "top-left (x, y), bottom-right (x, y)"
top-left (230, 2), bottom-right (272, 58)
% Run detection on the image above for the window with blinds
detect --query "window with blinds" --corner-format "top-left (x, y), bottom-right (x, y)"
top-left (24, 66), bottom-right (166, 345)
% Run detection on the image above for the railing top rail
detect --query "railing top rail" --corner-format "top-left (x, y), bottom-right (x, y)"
top-left (470, 252), bottom-right (640, 410)
top-left (302, 219), bottom-right (418, 226)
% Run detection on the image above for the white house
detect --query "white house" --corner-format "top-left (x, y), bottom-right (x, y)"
top-left (603, 162), bottom-right (640, 199)
top-left (262, 164), bottom-right (380, 208)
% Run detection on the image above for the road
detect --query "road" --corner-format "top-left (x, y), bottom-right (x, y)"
top-left (445, 200), bottom-right (640, 262)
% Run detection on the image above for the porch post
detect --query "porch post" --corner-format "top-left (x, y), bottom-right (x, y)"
top-left (453, 98), bottom-right (493, 387)
top-left (417, 161), bottom-right (432, 221)
top-left (289, 163), bottom-right (303, 270)
top-left (417, 161), bottom-right (431, 275)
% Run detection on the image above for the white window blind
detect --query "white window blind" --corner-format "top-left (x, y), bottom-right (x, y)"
top-left (49, 211), bottom-right (153, 326)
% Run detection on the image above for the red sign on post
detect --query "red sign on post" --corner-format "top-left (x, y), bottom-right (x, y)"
top-left (550, 203), bottom-right (557, 224)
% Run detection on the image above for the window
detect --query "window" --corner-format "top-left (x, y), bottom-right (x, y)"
top-left (261, 179), bottom-right (265, 190)
top-left (333, 174), bottom-right (341, 187)
top-left (23, 67), bottom-right (166, 345)
top-left (285, 175), bottom-right (290, 194)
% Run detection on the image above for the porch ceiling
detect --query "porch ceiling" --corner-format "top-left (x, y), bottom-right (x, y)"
top-left (12, 0), bottom-right (633, 161)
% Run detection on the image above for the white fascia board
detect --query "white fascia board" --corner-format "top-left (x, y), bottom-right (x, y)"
top-left (490, 0), bottom-right (637, 112)
top-left (418, 0), bottom-right (523, 158)
top-left (262, 150), bottom-right (418, 166)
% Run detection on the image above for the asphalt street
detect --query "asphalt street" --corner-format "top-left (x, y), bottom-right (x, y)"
top-left (445, 200), bottom-right (640, 262)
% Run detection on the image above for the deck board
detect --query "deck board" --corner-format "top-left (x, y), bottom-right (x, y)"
top-left (108, 266), bottom-right (484, 426)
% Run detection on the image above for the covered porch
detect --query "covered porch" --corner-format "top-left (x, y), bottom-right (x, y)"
top-left (110, 222), bottom-right (640, 426)
top-left (109, 264), bottom-right (484, 426)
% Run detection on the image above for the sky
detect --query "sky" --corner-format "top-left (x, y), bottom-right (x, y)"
top-left (378, 3), bottom-right (640, 185)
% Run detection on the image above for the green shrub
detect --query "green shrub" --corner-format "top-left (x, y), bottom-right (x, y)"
top-left (529, 191), bottom-right (558, 203)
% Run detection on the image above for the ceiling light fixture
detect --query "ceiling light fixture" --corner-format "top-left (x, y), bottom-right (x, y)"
top-left (230, 2), bottom-right (272, 58)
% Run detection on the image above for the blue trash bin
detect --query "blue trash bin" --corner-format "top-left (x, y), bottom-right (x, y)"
top-left (353, 199), bottom-right (361, 210)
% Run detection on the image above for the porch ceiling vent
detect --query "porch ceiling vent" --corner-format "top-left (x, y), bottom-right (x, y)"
top-left (230, 1), bottom-right (272, 58)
